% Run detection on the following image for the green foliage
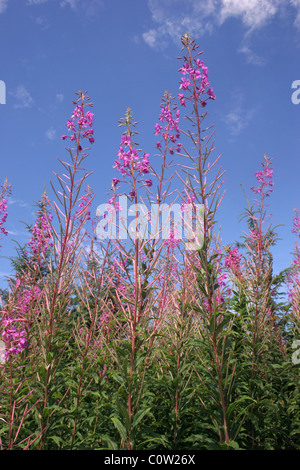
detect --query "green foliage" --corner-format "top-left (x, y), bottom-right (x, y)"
top-left (0, 39), bottom-right (299, 452)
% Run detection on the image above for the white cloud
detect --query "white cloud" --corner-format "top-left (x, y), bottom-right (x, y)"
top-left (34, 15), bottom-right (49, 29)
top-left (291, 0), bottom-right (300, 29)
top-left (46, 126), bottom-right (57, 141)
top-left (0, 0), bottom-right (8, 14)
top-left (27, 0), bottom-right (48, 4)
top-left (60, 0), bottom-right (78, 8)
top-left (11, 85), bottom-right (34, 109)
top-left (224, 90), bottom-right (258, 136)
top-left (238, 42), bottom-right (266, 65)
top-left (60, 0), bottom-right (103, 16)
top-left (143, 0), bottom-right (216, 49)
top-left (56, 93), bottom-right (64, 103)
top-left (218, 0), bottom-right (279, 30)
top-left (143, 0), bottom-right (300, 54)
top-left (143, 29), bottom-right (159, 48)
top-left (7, 198), bottom-right (30, 208)
top-left (25, 0), bottom-right (103, 17)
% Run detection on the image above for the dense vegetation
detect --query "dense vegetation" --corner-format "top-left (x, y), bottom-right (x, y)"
top-left (0, 34), bottom-right (299, 450)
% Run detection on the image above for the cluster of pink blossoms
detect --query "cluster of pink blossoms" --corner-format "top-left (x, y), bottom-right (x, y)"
top-left (0, 180), bottom-right (11, 240)
top-left (1, 317), bottom-right (27, 360)
top-left (164, 228), bottom-right (181, 250)
top-left (111, 134), bottom-right (152, 201)
top-left (1, 281), bottom-right (42, 360)
top-left (246, 228), bottom-right (261, 250)
top-left (0, 197), bottom-right (8, 236)
top-left (214, 252), bottom-right (231, 304)
top-left (180, 193), bottom-right (196, 212)
top-left (61, 103), bottom-right (95, 145)
top-left (217, 269), bottom-right (227, 290)
top-left (76, 188), bottom-right (93, 224)
top-left (292, 209), bottom-right (300, 235)
top-left (287, 209), bottom-right (300, 313)
top-left (98, 310), bottom-right (111, 337)
top-left (13, 283), bottom-right (42, 316)
top-left (287, 254), bottom-right (300, 312)
top-left (25, 211), bottom-right (53, 257)
top-left (114, 134), bottom-right (150, 180)
top-left (224, 247), bottom-right (242, 278)
top-left (201, 261), bottom-right (229, 307)
top-left (251, 162), bottom-right (274, 196)
top-left (155, 100), bottom-right (181, 155)
top-left (178, 57), bottom-right (216, 107)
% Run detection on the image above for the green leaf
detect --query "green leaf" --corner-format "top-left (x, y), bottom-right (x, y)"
top-left (101, 434), bottom-right (118, 450)
top-left (111, 417), bottom-right (127, 442)
top-left (132, 407), bottom-right (152, 429)
top-left (48, 435), bottom-right (63, 447)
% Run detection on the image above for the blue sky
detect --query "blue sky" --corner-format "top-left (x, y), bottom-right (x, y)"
top-left (0, 0), bottom-right (299, 287)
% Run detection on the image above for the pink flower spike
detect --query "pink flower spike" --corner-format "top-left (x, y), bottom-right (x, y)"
top-left (207, 88), bottom-right (216, 100)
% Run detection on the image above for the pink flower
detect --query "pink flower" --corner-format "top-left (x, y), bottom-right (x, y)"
top-left (224, 247), bottom-right (242, 279)
top-left (190, 68), bottom-right (201, 80)
top-left (76, 188), bottom-right (93, 223)
top-left (179, 61), bottom-right (192, 75)
top-left (178, 53), bottom-right (216, 106)
top-left (180, 77), bottom-right (191, 90)
top-left (154, 123), bottom-right (162, 135)
top-left (178, 93), bottom-right (186, 106)
top-left (207, 88), bottom-right (216, 100)
top-left (120, 134), bottom-right (131, 146)
top-left (292, 211), bottom-right (300, 235)
top-left (0, 180), bottom-right (11, 243)
top-left (164, 228), bottom-right (180, 250)
top-left (65, 102), bottom-right (95, 144)
top-left (251, 158), bottom-right (273, 196)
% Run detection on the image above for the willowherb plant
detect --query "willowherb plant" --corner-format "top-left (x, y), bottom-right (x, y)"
top-left (170, 33), bottom-right (235, 445)
top-left (0, 178), bottom-right (11, 248)
top-left (223, 154), bottom-right (296, 448)
top-left (0, 35), bottom-right (299, 451)
top-left (240, 155), bottom-right (280, 351)
top-left (96, 98), bottom-right (185, 449)
top-left (288, 208), bottom-right (300, 320)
